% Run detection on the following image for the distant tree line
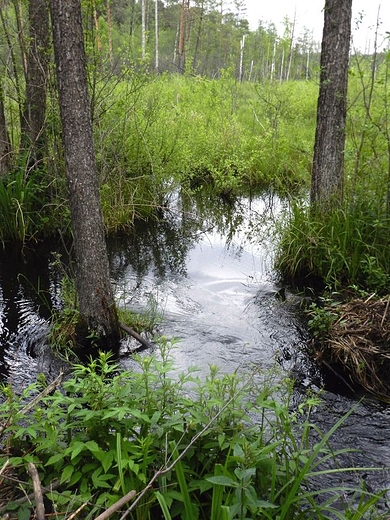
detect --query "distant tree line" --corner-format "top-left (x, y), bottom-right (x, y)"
top-left (80, 0), bottom-right (322, 80)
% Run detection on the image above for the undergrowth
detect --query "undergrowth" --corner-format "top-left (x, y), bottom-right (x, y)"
top-left (0, 340), bottom-right (387, 519)
top-left (275, 197), bottom-right (390, 294)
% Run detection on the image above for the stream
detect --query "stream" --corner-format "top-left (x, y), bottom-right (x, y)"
top-left (0, 190), bottom-right (390, 503)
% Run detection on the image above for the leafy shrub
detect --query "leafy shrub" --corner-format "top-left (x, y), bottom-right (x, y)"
top-left (0, 340), bottom-right (386, 519)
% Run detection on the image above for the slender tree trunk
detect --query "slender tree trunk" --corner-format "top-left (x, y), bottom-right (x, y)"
top-left (129, 0), bottom-right (135, 36)
top-left (12, 0), bottom-right (28, 83)
top-left (21, 0), bottom-right (50, 168)
top-left (93, 0), bottom-right (102, 54)
top-left (107, 0), bottom-right (113, 68)
top-left (141, 0), bottom-right (146, 60)
top-left (0, 6), bottom-right (23, 137)
top-left (310, 0), bottom-right (352, 209)
top-left (352, 6), bottom-right (380, 190)
top-left (270, 40), bottom-right (276, 81)
top-left (239, 34), bottom-right (245, 82)
top-left (155, 0), bottom-right (159, 72)
top-left (192, 0), bottom-right (204, 72)
top-left (0, 81), bottom-right (11, 177)
top-left (50, 0), bottom-right (120, 352)
top-left (177, 0), bottom-right (186, 72)
top-left (286, 10), bottom-right (296, 81)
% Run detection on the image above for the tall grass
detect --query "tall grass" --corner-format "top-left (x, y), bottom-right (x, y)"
top-left (275, 196), bottom-right (390, 293)
top-left (95, 74), bottom-right (317, 221)
top-left (0, 169), bottom-right (40, 243)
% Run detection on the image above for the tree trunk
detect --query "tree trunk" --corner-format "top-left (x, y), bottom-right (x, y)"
top-left (0, 5), bottom-right (23, 139)
top-left (107, 0), bottom-right (114, 68)
top-left (0, 81), bottom-right (11, 177)
top-left (310, 0), bottom-right (352, 209)
top-left (192, 0), bottom-right (204, 72)
top-left (177, 0), bottom-right (186, 72)
top-left (155, 0), bottom-right (159, 72)
top-left (49, 0), bottom-right (120, 352)
top-left (21, 0), bottom-right (50, 168)
top-left (141, 0), bottom-right (146, 60)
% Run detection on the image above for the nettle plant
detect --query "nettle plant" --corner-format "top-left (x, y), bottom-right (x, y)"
top-left (0, 338), bottom-right (386, 520)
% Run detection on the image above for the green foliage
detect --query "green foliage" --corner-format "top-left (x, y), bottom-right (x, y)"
top-left (306, 301), bottom-right (339, 339)
top-left (275, 198), bottom-right (390, 294)
top-left (117, 297), bottom-right (161, 333)
top-left (95, 74), bottom-right (316, 219)
top-left (0, 169), bottom-right (41, 243)
top-left (0, 342), bottom-right (386, 519)
top-left (47, 274), bottom-right (80, 361)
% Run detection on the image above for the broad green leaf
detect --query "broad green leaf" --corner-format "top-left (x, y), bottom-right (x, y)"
top-left (101, 451), bottom-right (114, 473)
top-left (18, 504), bottom-right (31, 520)
top-left (67, 441), bottom-right (85, 460)
top-left (60, 464), bottom-right (74, 484)
top-left (45, 453), bottom-right (64, 466)
top-left (206, 476), bottom-right (238, 488)
top-left (85, 440), bottom-right (100, 453)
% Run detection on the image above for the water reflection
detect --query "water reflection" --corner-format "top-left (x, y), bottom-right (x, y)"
top-left (0, 191), bottom-right (389, 499)
top-left (112, 191), bottom-right (296, 373)
top-left (0, 243), bottom-right (64, 386)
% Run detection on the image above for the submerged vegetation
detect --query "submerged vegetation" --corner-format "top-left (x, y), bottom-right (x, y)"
top-left (0, 345), bottom-right (387, 519)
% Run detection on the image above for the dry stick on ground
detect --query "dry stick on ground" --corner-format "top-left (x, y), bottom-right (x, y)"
top-left (93, 490), bottom-right (137, 520)
top-left (27, 462), bottom-right (45, 520)
top-left (381, 296), bottom-right (390, 327)
top-left (65, 500), bottom-right (89, 520)
top-left (0, 459), bottom-right (9, 476)
top-left (118, 376), bottom-right (256, 520)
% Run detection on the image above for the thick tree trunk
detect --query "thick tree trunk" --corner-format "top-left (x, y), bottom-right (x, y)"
top-left (310, 0), bottom-right (352, 209)
top-left (50, 0), bottom-right (120, 352)
top-left (21, 0), bottom-right (50, 168)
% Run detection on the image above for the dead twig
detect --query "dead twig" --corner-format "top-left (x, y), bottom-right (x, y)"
top-left (27, 463), bottom-right (45, 520)
top-left (94, 490), bottom-right (136, 520)
top-left (381, 296), bottom-right (390, 327)
top-left (0, 459), bottom-right (9, 477)
top-left (65, 500), bottom-right (89, 520)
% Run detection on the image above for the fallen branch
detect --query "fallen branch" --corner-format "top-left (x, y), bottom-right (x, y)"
top-left (0, 459), bottom-right (9, 476)
top-left (94, 489), bottom-right (136, 520)
top-left (65, 500), bottom-right (89, 520)
top-left (27, 462), bottom-right (45, 520)
top-left (119, 322), bottom-right (154, 350)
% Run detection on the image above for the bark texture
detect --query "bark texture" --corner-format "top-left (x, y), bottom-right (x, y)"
top-left (50, 0), bottom-right (119, 351)
top-left (21, 0), bottom-right (50, 166)
top-left (311, 0), bottom-right (352, 209)
top-left (0, 82), bottom-right (11, 177)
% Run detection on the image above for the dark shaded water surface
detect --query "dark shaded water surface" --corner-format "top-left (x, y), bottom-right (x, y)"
top-left (0, 191), bottom-right (389, 499)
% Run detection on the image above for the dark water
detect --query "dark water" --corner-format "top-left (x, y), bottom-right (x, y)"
top-left (0, 191), bottom-right (389, 501)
